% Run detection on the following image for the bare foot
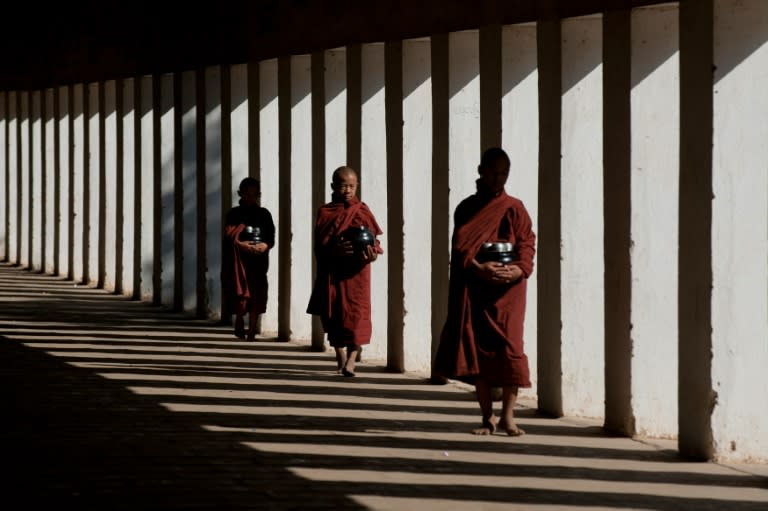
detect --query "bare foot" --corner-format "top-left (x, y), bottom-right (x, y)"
top-left (498, 418), bottom-right (526, 436)
top-left (234, 317), bottom-right (245, 339)
top-left (472, 416), bottom-right (497, 435)
top-left (335, 348), bottom-right (347, 375)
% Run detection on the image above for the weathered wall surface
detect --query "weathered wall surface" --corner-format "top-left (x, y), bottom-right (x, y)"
top-left (1, 1), bottom-right (767, 462)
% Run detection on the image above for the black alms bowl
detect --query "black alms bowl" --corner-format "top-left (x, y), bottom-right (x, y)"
top-left (343, 225), bottom-right (376, 252)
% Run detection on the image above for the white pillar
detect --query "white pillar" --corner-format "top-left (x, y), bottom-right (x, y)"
top-left (19, 92), bottom-right (30, 269)
top-left (7, 94), bottom-right (18, 265)
top-left (560, 15), bottom-right (604, 418)
top-left (630, 4), bottom-right (680, 438)
top-left (72, 85), bottom-right (85, 283)
top-left (181, 71), bottom-right (198, 314)
top-left (502, 22), bottom-right (539, 396)
top-left (160, 73), bottom-right (175, 306)
top-left (325, 47), bottom-right (347, 179)
top-left (139, 76), bottom-right (155, 301)
top-left (230, 63), bottom-right (249, 190)
top-left (712, 0), bottom-right (768, 461)
top-left (44, 89), bottom-right (55, 274)
top-left (0, 93), bottom-right (5, 261)
top-left (30, 91), bottom-right (43, 272)
top-left (87, 82), bottom-right (100, 286)
top-left (104, 80), bottom-right (118, 291)
top-left (361, 42), bottom-right (389, 362)
top-left (121, 78), bottom-right (136, 297)
top-left (290, 55), bottom-right (313, 341)
top-left (402, 38), bottom-right (433, 372)
top-left (57, 86), bottom-right (71, 278)
top-left (448, 30), bottom-right (480, 238)
top-left (205, 66), bottom-right (223, 317)
top-left (259, 59), bottom-right (280, 335)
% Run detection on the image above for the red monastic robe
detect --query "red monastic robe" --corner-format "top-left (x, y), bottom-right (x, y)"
top-left (222, 205), bottom-right (275, 316)
top-left (307, 197), bottom-right (383, 347)
top-left (435, 188), bottom-right (536, 387)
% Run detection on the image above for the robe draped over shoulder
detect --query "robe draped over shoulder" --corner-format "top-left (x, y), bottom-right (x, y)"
top-left (435, 189), bottom-right (535, 387)
top-left (222, 204), bottom-right (275, 316)
top-left (307, 197), bottom-right (383, 347)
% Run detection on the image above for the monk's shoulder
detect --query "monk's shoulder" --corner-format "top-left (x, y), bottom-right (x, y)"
top-left (504, 195), bottom-right (528, 211)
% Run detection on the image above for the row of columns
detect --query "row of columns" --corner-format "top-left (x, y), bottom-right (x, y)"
top-left (1, 0), bottom-right (766, 461)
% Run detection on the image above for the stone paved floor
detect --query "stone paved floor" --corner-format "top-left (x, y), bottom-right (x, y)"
top-left (1, 262), bottom-right (766, 510)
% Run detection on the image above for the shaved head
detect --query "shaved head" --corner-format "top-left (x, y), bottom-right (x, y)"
top-left (332, 166), bottom-right (358, 183)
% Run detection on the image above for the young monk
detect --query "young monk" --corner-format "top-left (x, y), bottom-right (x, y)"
top-left (307, 166), bottom-right (383, 377)
top-left (434, 147), bottom-right (536, 436)
top-left (222, 177), bottom-right (276, 341)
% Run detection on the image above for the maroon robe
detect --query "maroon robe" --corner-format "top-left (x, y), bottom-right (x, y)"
top-left (435, 186), bottom-right (536, 387)
top-left (222, 204), bottom-right (275, 316)
top-left (307, 197), bottom-right (383, 347)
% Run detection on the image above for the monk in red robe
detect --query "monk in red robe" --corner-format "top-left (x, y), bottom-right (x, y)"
top-left (307, 166), bottom-right (383, 377)
top-left (222, 177), bottom-right (276, 340)
top-left (435, 147), bottom-right (536, 436)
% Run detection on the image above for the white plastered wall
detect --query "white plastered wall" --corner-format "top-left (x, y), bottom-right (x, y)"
top-left (205, 66), bottom-right (223, 317)
top-left (629, 4), bottom-right (680, 438)
top-left (0, 93), bottom-right (6, 262)
top-left (72, 85), bottom-right (85, 283)
top-left (711, 0), bottom-right (768, 462)
top-left (44, 89), bottom-right (55, 275)
top-left (402, 38), bottom-right (433, 372)
top-left (259, 59), bottom-right (280, 335)
top-left (87, 83), bottom-right (100, 286)
top-left (160, 74), bottom-right (175, 306)
top-left (121, 78), bottom-right (136, 296)
top-left (30, 91), bottom-right (42, 272)
top-left (7, 93), bottom-right (18, 265)
top-left (560, 15), bottom-right (605, 418)
top-left (289, 55), bottom-right (313, 341)
top-left (501, 22), bottom-right (539, 398)
top-left (104, 80), bottom-right (118, 291)
top-left (19, 92), bottom-right (29, 269)
top-left (361, 43), bottom-right (389, 362)
top-left (180, 71), bottom-right (198, 313)
top-left (139, 76), bottom-right (155, 301)
top-left (57, 86), bottom-right (70, 278)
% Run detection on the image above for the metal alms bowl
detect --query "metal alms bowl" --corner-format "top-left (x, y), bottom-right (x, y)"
top-left (477, 242), bottom-right (516, 264)
top-left (239, 225), bottom-right (262, 243)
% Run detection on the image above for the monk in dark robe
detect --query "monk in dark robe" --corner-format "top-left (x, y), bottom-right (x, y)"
top-left (435, 147), bottom-right (536, 436)
top-left (222, 177), bottom-right (276, 340)
top-left (307, 166), bottom-right (383, 377)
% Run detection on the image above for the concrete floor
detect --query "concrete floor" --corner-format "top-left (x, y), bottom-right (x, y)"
top-left (1, 262), bottom-right (766, 510)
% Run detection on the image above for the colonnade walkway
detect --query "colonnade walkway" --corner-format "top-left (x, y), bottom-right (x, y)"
top-left (1, 261), bottom-right (767, 511)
